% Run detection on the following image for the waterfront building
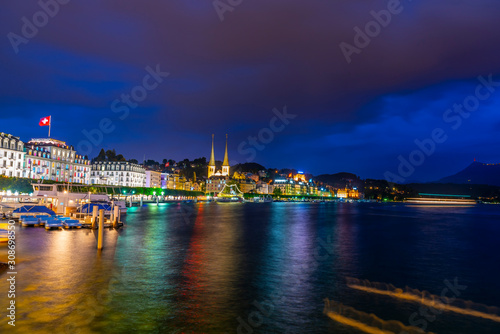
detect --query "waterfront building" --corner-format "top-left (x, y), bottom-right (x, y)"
top-left (232, 171), bottom-right (256, 193)
top-left (271, 177), bottom-right (290, 195)
top-left (206, 134), bottom-right (230, 194)
top-left (90, 161), bottom-right (146, 187)
top-left (207, 134), bottom-right (230, 178)
top-left (256, 181), bottom-right (274, 195)
top-left (191, 182), bottom-right (202, 192)
top-left (271, 176), bottom-right (320, 196)
top-left (0, 132), bottom-right (25, 178)
top-left (206, 175), bottom-right (227, 194)
top-left (160, 172), bottom-right (169, 189)
top-left (24, 138), bottom-right (90, 184)
top-left (336, 187), bottom-right (360, 199)
top-left (145, 170), bottom-right (162, 188)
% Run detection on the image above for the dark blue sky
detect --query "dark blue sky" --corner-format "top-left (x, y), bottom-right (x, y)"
top-left (2, 0), bottom-right (500, 182)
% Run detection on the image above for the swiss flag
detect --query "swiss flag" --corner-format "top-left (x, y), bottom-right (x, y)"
top-left (39, 116), bottom-right (51, 126)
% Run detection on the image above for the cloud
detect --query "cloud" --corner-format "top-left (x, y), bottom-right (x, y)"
top-left (1, 0), bottom-right (500, 180)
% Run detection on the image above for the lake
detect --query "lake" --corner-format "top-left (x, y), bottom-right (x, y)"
top-left (1, 202), bottom-right (500, 333)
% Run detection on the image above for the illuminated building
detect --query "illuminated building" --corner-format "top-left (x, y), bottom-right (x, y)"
top-left (206, 134), bottom-right (230, 194)
top-left (207, 134), bottom-right (230, 178)
top-left (161, 172), bottom-right (187, 190)
top-left (90, 161), bottom-right (145, 187)
top-left (206, 176), bottom-right (227, 194)
top-left (231, 171), bottom-right (256, 193)
top-left (336, 187), bottom-right (359, 199)
top-left (145, 170), bottom-right (162, 188)
top-left (272, 174), bottom-right (319, 196)
top-left (0, 132), bottom-right (25, 178)
top-left (24, 138), bottom-right (90, 184)
top-left (256, 181), bottom-right (274, 194)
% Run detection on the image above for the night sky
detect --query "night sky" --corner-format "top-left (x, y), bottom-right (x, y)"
top-left (2, 1), bottom-right (500, 182)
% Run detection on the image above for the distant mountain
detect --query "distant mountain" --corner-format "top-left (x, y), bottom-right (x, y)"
top-left (437, 161), bottom-right (500, 186)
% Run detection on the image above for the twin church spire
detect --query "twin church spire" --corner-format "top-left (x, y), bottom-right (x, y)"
top-left (208, 134), bottom-right (230, 178)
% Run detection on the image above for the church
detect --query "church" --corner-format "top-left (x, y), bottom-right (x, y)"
top-left (206, 134), bottom-right (230, 194)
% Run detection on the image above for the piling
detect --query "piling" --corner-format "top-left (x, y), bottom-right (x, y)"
top-left (110, 206), bottom-right (114, 226)
top-left (92, 205), bottom-right (98, 229)
top-left (156, 196), bottom-right (159, 206)
top-left (140, 196), bottom-right (143, 206)
top-left (97, 209), bottom-right (104, 250)
top-left (113, 205), bottom-right (120, 228)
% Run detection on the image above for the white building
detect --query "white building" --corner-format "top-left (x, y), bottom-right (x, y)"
top-left (145, 170), bottom-right (162, 188)
top-left (91, 161), bottom-right (146, 187)
top-left (0, 132), bottom-right (25, 178)
top-left (256, 181), bottom-right (273, 195)
top-left (24, 138), bottom-right (91, 184)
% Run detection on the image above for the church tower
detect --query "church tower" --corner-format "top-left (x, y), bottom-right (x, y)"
top-left (208, 134), bottom-right (216, 178)
top-left (222, 134), bottom-right (230, 176)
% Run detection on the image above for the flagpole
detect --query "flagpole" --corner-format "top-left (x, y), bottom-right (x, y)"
top-left (48, 117), bottom-right (51, 138)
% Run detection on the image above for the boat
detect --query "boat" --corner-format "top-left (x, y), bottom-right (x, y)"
top-left (251, 196), bottom-right (273, 203)
top-left (45, 218), bottom-right (63, 230)
top-left (215, 196), bottom-right (244, 203)
top-left (63, 219), bottom-right (82, 229)
top-left (79, 202), bottom-right (116, 216)
top-left (405, 193), bottom-right (477, 206)
top-left (13, 205), bottom-right (56, 219)
top-left (31, 184), bottom-right (127, 214)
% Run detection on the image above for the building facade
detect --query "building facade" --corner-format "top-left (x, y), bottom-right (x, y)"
top-left (0, 133), bottom-right (25, 178)
top-left (24, 138), bottom-right (90, 184)
top-left (145, 170), bottom-right (162, 188)
top-left (90, 161), bottom-right (146, 187)
top-left (206, 175), bottom-right (227, 194)
top-left (206, 134), bottom-right (230, 194)
top-left (256, 181), bottom-right (274, 194)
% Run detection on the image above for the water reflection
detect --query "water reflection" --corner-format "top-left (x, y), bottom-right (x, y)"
top-left (1, 203), bottom-right (500, 334)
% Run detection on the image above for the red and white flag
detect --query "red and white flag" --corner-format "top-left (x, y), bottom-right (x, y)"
top-left (39, 116), bottom-right (51, 127)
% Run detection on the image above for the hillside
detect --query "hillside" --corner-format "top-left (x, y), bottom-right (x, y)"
top-left (438, 161), bottom-right (500, 186)
top-left (314, 172), bottom-right (362, 188)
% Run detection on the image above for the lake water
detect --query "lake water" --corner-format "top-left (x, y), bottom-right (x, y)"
top-left (1, 202), bottom-right (500, 333)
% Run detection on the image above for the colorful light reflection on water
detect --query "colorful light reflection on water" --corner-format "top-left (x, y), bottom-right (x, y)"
top-left (1, 202), bottom-right (500, 333)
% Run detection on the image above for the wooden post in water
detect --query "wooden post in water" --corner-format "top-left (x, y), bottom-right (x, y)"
top-left (98, 209), bottom-right (104, 250)
top-left (140, 196), bottom-right (143, 206)
top-left (113, 205), bottom-right (119, 227)
top-left (129, 196), bottom-right (132, 207)
top-left (110, 206), bottom-right (114, 226)
top-left (92, 205), bottom-right (98, 229)
top-left (156, 196), bottom-right (159, 206)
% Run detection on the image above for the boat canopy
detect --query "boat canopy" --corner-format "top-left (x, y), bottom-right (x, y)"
top-left (13, 205), bottom-right (55, 215)
top-left (79, 203), bottom-right (112, 214)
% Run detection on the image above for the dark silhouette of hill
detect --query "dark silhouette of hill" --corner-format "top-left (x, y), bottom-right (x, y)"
top-left (438, 161), bottom-right (500, 186)
top-left (315, 172), bottom-right (362, 188)
top-left (231, 162), bottom-right (266, 174)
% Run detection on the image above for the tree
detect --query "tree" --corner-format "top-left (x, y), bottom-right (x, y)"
top-left (96, 149), bottom-right (106, 161)
top-left (129, 159), bottom-right (139, 164)
top-left (116, 154), bottom-right (126, 162)
top-left (106, 149), bottom-right (116, 161)
top-left (193, 157), bottom-right (207, 166)
top-left (273, 188), bottom-right (282, 196)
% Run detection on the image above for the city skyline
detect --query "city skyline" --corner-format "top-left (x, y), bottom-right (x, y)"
top-left (2, 1), bottom-right (500, 182)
